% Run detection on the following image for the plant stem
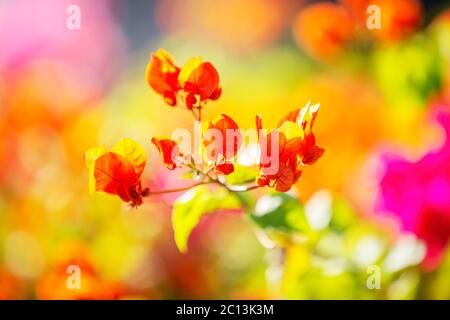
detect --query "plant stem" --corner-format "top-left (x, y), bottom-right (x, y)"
top-left (146, 176), bottom-right (259, 196)
top-left (147, 181), bottom-right (207, 195)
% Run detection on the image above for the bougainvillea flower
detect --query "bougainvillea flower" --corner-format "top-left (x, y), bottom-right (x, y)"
top-left (277, 101), bottom-right (325, 165)
top-left (257, 129), bottom-right (303, 192)
top-left (376, 110), bottom-right (450, 271)
top-left (203, 114), bottom-right (242, 175)
top-left (151, 115), bottom-right (240, 175)
top-left (84, 138), bottom-right (148, 207)
top-left (292, 2), bottom-right (354, 61)
top-left (151, 137), bottom-right (184, 170)
top-left (178, 57), bottom-right (221, 109)
top-left (256, 102), bottom-right (324, 192)
top-left (145, 48), bottom-right (181, 106)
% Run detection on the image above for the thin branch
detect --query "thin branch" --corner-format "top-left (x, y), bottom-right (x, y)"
top-left (146, 181), bottom-right (208, 195)
top-left (145, 174), bottom-right (259, 196)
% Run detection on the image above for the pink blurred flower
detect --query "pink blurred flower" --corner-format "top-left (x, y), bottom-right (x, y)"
top-left (0, 0), bottom-right (124, 91)
top-left (377, 109), bottom-right (450, 271)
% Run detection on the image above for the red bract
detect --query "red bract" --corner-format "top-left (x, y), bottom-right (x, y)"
top-left (256, 102), bottom-right (324, 192)
top-left (145, 49), bottom-right (181, 106)
top-left (204, 114), bottom-right (242, 175)
top-left (277, 104), bottom-right (325, 165)
top-left (179, 58), bottom-right (221, 109)
top-left (257, 130), bottom-right (303, 192)
top-left (151, 137), bottom-right (183, 170)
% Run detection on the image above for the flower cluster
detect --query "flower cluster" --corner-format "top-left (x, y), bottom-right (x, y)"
top-left (85, 49), bottom-right (324, 208)
top-left (256, 102), bottom-right (325, 192)
top-left (145, 48), bottom-right (221, 109)
top-left (152, 113), bottom-right (242, 176)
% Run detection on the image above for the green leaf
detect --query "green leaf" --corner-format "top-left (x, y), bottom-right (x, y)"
top-left (329, 196), bottom-right (356, 231)
top-left (172, 185), bottom-right (243, 252)
top-left (250, 193), bottom-right (309, 233)
top-left (372, 36), bottom-right (443, 109)
top-left (224, 164), bottom-right (258, 185)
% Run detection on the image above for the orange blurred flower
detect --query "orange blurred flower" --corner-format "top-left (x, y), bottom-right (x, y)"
top-left (293, 0), bottom-right (422, 60)
top-left (155, 0), bottom-right (299, 55)
top-left (0, 267), bottom-right (26, 299)
top-left (36, 257), bottom-right (123, 300)
top-left (340, 0), bottom-right (422, 41)
top-left (292, 2), bottom-right (354, 61)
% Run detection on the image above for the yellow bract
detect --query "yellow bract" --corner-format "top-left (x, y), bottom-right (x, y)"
top-left (84, 146), bottom-right (107, 194)
top-left (178, 57), bottom-right (203, 87)
top-left (297, 101), bottom-right (320, 132)
top-left (278, 121), bottom-right (304, 140)
top-left (154, 48), bottom-right (177, 73)
top-left (111, 138), bottom-right (147, 175)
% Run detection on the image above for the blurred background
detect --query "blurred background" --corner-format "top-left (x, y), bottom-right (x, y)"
top-left (0, 0), bottom-right (450, 299)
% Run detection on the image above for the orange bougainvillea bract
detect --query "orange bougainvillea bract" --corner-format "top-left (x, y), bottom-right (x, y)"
top-left (84, 138), bottom-right (148, 207)
top-left (256, 102), bottom-right (324, 192)
top-left (146, 49), bottom-right (221, 109)
top-left (145, 48), bottom-right (181, 106)
top-left (292, 3), bottom-right (354, 61)
top-left (151, 137), bottom-right (183, 170)
top-left (178, 57), bottom-right (222, 109)
top-left (204, 114), bottom-right (242, 175)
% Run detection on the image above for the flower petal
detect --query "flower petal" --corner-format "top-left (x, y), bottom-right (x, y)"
top-left (152, 137), bottom-right (181, 170)
top-left (84, 146), bottom-right (107, 194)
top-left (299, 134), bottom-right (325, 165)
top-left (205, 114), bottom-right (241, 160)
top-left (146, 48), bottom-right (180, 100)
top-left (179, 58), bottom-right (220, 101)
top-left (93, 152), bottom-right (139, 197)
top-left (111, 138), bottom-right (147, 175)
top-left (274, 164), bottom-right (295, 192)
top-left (215, 162), bottom-right (235, 175)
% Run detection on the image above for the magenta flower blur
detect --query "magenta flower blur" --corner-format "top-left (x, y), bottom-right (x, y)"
top-left (377, 110), bottom-right (450, 271)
